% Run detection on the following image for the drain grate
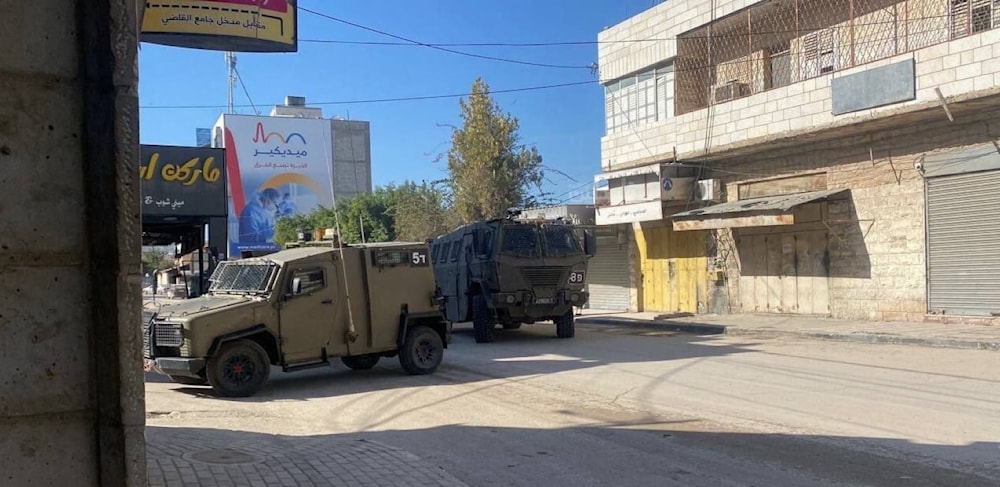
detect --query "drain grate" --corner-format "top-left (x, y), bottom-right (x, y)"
top-left (184, 448), bottom-right (262, 465)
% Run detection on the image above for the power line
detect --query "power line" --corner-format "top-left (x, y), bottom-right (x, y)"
top-left (299, 6), bottom-right (594, 70)
top-left (298, 13), bottom-right (959, 48)
top-left (233, 66), bottom-right (260, 116)
top-left (139, 80), bottom-right (597, 110)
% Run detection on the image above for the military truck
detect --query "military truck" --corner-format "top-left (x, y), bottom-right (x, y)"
top-left (430, 212), bottom-right (595, 343)
top-left (143, 242), bottom-right (449, 397)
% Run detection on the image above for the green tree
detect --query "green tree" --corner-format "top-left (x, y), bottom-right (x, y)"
top-left (274, 213), bottom-right (317, 246)
top-left (141, 249), bottom-right (173, 273)
top-left (393, 181), bottom-right (460, 242)
top-left (447, 77), bottom-right (544, 221)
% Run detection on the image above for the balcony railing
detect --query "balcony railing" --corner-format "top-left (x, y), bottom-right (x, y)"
top-left (674, 0), bottom-right (994, 115)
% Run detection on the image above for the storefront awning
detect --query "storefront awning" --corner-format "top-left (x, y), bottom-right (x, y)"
top-left (671, 189), bottom-right (846, 231)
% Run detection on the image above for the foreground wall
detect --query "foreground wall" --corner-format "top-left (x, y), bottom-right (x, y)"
top-left (0, 1), bottom-right (146, 485)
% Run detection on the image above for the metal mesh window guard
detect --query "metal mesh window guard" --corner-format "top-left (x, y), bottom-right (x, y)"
top-left (208, 262), bottom-right (277, 292)
top-left (674, 0), bottom-right (988, 115)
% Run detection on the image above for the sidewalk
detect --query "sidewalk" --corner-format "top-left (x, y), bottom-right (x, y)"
top-left (146, 426), bottom-right (467, 487)
top-left (576, 310), bottom-right (1000, 352)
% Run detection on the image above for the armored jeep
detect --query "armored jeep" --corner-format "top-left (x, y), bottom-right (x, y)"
top-left (143, 242), bottom-right (449, 397)
top-left (431, 215), bottom-right (595, 343)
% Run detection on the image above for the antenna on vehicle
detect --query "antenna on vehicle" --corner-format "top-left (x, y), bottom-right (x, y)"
top-left (321, 117), bottom-right (359, 346)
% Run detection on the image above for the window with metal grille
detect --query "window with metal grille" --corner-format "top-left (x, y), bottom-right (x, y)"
top-left (290, 268), bottom-right (325, 295)
top-left (208, 262), bottom-right (277, 293)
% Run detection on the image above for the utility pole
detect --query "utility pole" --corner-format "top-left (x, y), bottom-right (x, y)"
top-left (225, 51), bottom-right (237, 114)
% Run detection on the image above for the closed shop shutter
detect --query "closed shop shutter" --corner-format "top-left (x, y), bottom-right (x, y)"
top-left (587, 235), bottom-right (632, 310)
top-left (926, 169), bottom-right (1000, 316)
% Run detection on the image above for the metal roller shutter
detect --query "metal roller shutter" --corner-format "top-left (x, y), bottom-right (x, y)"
top-left (926, 169), bottom-right (1000, 316)
top-left (586, 235), bottom-right (632, 310)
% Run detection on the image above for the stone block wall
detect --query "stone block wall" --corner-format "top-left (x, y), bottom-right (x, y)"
top-left (709, 117), bottom-right (1000, 321)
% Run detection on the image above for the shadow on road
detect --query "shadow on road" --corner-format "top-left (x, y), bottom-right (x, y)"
top-left (151, 323), bottom-right (758, 402)
top-left (144, 423), bottom-right (1000, 487)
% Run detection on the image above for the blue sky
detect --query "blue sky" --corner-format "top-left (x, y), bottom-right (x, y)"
top-left (139, 0), bottom-right (659, 203)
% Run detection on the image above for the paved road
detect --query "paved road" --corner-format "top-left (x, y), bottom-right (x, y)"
top-left (146, 322), bottom-right (1000, 486)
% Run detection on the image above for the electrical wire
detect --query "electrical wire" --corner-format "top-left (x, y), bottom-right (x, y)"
top-left (233, 66), bottom-right (260, 116)
top-left (139, 80), bottom-right (597, 110)
top-left (299, 6), bottom-right (594, 70)
top-left (298, 13), bottom-right (960, 47)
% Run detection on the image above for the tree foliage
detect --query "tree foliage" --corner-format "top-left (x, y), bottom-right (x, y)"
top-left (447, 77), bottom-right (544, 221)
top-left (141, 249), bottom-right (173, 273)
top-left (273, 182), bottom-right (458, 246)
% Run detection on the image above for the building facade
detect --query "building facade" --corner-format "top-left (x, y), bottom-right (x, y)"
top-left (597, 0), bottom-right (1000, 322)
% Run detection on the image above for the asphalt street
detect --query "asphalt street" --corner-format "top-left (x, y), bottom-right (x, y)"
top-left (145, 322), bottom-right (1000, 486)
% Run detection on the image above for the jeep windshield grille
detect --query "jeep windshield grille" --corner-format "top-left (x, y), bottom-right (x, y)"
top-left (501, 224), bottom-right (582, 258)
top-left (500, 226), bottom-right (541, 257)
top-left (208, 262), bottom-right (278, 294)
top-left (542, 226), bottom-right (582, 257)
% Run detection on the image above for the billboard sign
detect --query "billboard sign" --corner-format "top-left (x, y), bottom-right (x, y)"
top-left (139, 145), bottom-right (228, 217)
top-left (196, 128), bottom-right (212, 147)
top-left (217, 114), bottom-right (333, 256)
top-left (141, 0), bottom-right (297, 53)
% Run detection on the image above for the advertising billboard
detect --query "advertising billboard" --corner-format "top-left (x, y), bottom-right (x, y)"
top-left (139, 145), bottom-right (228, 217)
top-left (141, 0), bottom-right (297, 53)
top-left (216, 114), bottom-right (333, 257)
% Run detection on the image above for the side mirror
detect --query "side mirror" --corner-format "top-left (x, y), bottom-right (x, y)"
top-left (584, 230), bottom-right (597, 257)
top-left (291, 277), bottom-right (303, 295)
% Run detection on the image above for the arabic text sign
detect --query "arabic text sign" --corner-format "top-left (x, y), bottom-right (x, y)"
top-left (141, 0), bottom-right (297, 53)
top-left (219, 114), bottom-right (333, 256)
top-left (595, 200), bottom-right (663, 225)
top-left (139, 145), bottom-right (228, 217)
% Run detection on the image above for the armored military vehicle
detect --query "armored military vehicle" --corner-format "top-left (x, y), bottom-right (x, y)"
top-left (143, 242), bottom-right (449, 397)
top-left (431, 212), bottom-right (595, 343)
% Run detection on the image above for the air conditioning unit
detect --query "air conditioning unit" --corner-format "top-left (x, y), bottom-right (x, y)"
top-left (712, 81), bottom-right (750, 104)
top-left (695, 179), bottom-right (723, 202)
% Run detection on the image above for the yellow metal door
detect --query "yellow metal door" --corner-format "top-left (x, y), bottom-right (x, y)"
top-left (637, 224), bottom-right (709, 314)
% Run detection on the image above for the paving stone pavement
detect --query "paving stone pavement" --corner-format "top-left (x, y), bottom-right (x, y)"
top-left (146, 427), bottom-right (467, 487)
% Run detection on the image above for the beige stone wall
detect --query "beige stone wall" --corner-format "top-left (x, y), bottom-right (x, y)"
top-left (600, 0), bottom-right (1000, 171)
top-left (710, 116), bottom-right (1000, 321)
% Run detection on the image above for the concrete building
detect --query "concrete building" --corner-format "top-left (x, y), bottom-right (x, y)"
top-left (596, 0), bottom-right (1000, 322)
top-left (269, 96), bottom-right (373, 201)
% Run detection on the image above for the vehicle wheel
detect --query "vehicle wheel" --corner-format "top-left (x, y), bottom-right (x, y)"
top-left (502, 322), bottom-right (522, 330)
top-left (399, 325), bottom-right (444, 375)
top-left (471, 295), bottom-right (495, 343)
top-left (554, 310), bottom-right (575, 339)
top-left (206, 339), bottom-right (271, 398)
top-left (168, 375), bottom-right (208, 386)
top-left (341, 354), bottom-right (380, 370)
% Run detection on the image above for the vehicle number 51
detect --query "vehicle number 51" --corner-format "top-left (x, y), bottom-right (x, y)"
top-left (569, 271), bottom-right (585, 283)
top-left (411, 251), bottom-right (429, 266)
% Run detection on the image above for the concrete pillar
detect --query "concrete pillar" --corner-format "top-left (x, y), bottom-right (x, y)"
top-left (0, 1), bottom-right (146, 485)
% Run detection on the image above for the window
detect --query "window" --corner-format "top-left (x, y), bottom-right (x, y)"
top-left (803, 29), bottom-right (836, 77)
top-left (449, 241), bottom-right (462, 262)
top-left (500, 225), bottom-right (541, 257)
top-left (290, 268), bottom-right (325, 295)
top-left (437, 242), bottom-right (450, 263)
top-left (768, 43), bottom-right (792, 89)
top-left (542, 226), bottom-right (582, 257)
top-left (604, 65), bottom-right (673, 134)
top-left (431, 243), bottom-right (440, 262)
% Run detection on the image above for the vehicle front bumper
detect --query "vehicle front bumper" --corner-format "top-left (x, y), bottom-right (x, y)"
top-left (145, 357), bottom-right (206, 378)
top-left (491, 290), bottom-right (589, 307)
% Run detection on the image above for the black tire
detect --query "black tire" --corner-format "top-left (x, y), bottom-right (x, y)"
top-left (399, 325), bottom-right (444, 375)
top-left (169, 375), bottom-right (208, 386)
top-left (341, 354), bottom-right (380, 370)
top-left (471, 295), bottom-right (495, 343)
top-left (555, 309), bottom-right (575, 339)
top-left (502, 322), bottom-right (522, 330)
top-left (206, 339), bottom-right (271, 398)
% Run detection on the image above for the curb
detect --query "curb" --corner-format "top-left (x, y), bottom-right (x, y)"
top-left (576, 317), bottom-right (1000, 352)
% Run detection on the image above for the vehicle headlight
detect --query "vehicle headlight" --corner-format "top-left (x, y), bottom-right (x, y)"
top-left (505, 294), bottom-right (516, 304)
top-left (153, 322), bottom-right (184, 347)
